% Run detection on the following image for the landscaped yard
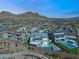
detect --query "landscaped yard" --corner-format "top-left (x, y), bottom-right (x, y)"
top-left (68, 37), bottom-right (79, 42)
top-left (55, 42), bottom-right (77, 54)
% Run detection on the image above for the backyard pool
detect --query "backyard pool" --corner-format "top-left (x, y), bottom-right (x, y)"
top-left (38, 44), bottom-right (61, 51)
top-left (63, 42), bottom-right (76, 48)
top-left (38, 45), bottom-right (54, 51)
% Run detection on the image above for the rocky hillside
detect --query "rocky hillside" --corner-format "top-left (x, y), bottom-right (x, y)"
top-left (0, 11), bottom-right (79, 35)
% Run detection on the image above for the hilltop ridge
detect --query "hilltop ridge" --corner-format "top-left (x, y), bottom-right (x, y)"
top-left (0, 11), bottom-right (79, 35)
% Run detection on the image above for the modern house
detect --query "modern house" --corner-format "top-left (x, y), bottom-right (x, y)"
top-left (2, 31), bottom-right (27, 41)
top-left (53, 32), bottom-right (67, 42)
top-left (30, 31), bottom-right (49, 46)
top-left (2, 31), bottom-right (13, 39)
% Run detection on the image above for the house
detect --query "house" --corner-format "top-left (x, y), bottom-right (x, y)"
top-left (13, 31), bottom-right (27, 41)
top-left (2, 31), bottom-right (13, 39)
top-left (16, 27), bottom-right (26, 32)
top-left (53, 32), bottom-right (67, 42)
top-left (2, 31), bottom-right (27, 41)
top-left (30, 31), bottom-right (49, 46)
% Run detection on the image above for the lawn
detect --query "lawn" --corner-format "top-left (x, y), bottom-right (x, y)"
top-left (68, 38), bottom-right (79, 42)
top-left (55, 42), bottom-right (78, 54)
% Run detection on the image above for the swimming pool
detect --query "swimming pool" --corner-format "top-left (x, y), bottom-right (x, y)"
top-left (38, 45), bottom-right (54, 51)
top-left (63, 42), bottom-right (76, 48)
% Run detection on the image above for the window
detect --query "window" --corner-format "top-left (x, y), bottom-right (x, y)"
top-left (60, 39), bottom-right (65, 41)
top-left (56, 40), bottom-right (59, 41)
top-left (60, 35), bottom-right (64, 37)
top-left (35, 38), bottom-right (41, 40)
top-left (56, 36), bottom-right (59, 38)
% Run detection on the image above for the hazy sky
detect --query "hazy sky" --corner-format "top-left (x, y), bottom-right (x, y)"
top-left (0, 0), bottom-right (79, 18)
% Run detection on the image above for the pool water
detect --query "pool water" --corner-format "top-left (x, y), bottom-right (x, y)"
top-left (63, 42), bottom-right (76, 48)
top-left (38, 45), bottom-right (54, 51)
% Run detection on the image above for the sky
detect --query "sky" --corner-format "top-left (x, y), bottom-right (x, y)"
top-left (0, 0), bottom-right (79, 18)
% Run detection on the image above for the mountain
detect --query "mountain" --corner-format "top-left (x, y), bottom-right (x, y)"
top-left (0, 11), bottom-right (17, 19)
top-left (0, 11), bottom-right (14, 15)
top-left (0, 11), bottom-right (50, 32)
top-left (0, 11), bottom-right (79, 20)
top-left (0, 11), bottom-right (49, 21)
top-left (17, 12), bottom-right (49, 20)
top-left (0, 11), bottom-right (79, 35)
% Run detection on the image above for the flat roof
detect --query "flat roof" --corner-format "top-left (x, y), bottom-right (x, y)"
top-left (30, 32), bottom-right (48, 38)
top-left (53, 32), bottom-right (65, 35)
